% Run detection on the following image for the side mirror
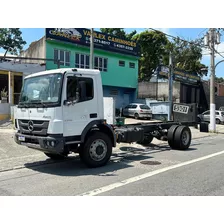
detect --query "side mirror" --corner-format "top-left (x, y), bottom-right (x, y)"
top-left (63, 100), bottom-right (72, 106)
top-left (64, 98), bottom-right (79, 106)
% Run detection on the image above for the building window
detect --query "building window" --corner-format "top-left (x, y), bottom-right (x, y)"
top-left (94, 57), bottom-right (108, 72)
top-left (119, 60), bottom-right (125, 67)
top-left (54, 49), bottom-right (70, 66)
top-left (75, 53), bottom-right (90, 69)
top-left (110, 89), bottom-right (118, 95)
top-left (129, 62), bottom-right (135, 68)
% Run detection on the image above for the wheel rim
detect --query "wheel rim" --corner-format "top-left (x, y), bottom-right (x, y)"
top-left (89, 139), bottom-right (107, 162)
top-left (135, 114), bottom-right (139, 119)
top-left (181, 130), bottom-right (190, 146)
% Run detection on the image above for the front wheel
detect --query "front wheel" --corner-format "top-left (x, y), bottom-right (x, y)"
top-left (216, 118), bottom-right (221, 124)
top-left (79, 132), bottom-right (112, 168)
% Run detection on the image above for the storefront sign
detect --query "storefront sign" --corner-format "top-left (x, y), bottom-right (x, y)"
top-left (158, 66), bottom-right (200, 84)
top-left (45, 28), bottom-right (139, 56)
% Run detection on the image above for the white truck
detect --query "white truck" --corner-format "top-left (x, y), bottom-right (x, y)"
top-left (14, 68), bottom-right (193, 168)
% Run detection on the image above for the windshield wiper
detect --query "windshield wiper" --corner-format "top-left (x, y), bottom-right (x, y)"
top-left (29, 100), bottom-right (47, 108)
top-left (18, 102), bottom-right (29, 108)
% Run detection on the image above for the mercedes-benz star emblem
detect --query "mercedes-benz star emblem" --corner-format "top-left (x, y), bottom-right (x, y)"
top-left (28, 120), bottom-right (34, 132)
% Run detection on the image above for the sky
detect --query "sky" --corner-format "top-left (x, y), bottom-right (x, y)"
top-left (1, 28), bottom-right (224, 79)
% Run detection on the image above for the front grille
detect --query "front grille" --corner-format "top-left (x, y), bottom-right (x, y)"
top-left (18, 119), bottom-right (49, 136)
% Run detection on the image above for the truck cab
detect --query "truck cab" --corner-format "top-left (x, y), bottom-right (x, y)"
top-left (14, 68), bottom-right (116, 167)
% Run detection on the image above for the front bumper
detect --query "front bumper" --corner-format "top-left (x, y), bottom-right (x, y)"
top-left (14, 132), bottom-right (65, 154)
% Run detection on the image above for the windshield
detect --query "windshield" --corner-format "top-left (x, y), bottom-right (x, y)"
top-left (19, 73), bottom-right (63, 107)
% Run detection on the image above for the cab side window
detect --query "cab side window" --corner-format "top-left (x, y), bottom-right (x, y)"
top-left (67, 77), bottom-right (78, 102)
top-left (80, 77), bottom-right (94, 101)
top-left (66, 77), bottom-right (94, 103)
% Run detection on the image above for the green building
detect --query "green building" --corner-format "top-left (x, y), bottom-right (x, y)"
top-left (21, 28), bottom-right (140, 109)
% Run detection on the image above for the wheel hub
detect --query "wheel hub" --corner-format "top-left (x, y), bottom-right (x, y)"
top-left (96, 146), bottom-right (104, 155)
top-left (89, 139), bottom-right (107, 161)
top-left (182, 131), bottom-right (190, 146)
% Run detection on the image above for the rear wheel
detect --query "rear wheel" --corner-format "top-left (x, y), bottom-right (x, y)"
top-left (44, 153), bottom-right (66, 160)
top-left (216, 118), bottom-right (221, 124)
top-left (173, 126), bottom-right (192, 150)
top-left (79, 132), bottom-right (112, 168)
top-left (167, 125), bottom-right (180, 149)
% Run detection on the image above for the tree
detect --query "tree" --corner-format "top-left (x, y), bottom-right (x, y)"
top-left (169, 37), bottom-right (207, 77)
top-left (100, 28), bottom-right (137, 40)
top-left (0, 28), bottom-right (26, 57)
top-left (215, 77), bottom-right (224, 83)
top-left (133, 30), bottom-right (170, 81)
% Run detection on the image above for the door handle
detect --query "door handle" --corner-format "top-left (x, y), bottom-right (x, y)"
top-left (89, 113), bottom-right (97, 118)
top-left (90, 113), bottom-right (97, 118)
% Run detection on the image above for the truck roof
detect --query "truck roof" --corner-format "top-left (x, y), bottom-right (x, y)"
top-left (24, 68), bottom-right (101, 79)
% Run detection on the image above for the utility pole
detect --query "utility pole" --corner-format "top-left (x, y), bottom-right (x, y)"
top-left (204, 28), bottom-right (221, 132)
top-left (90, 28), bottom-right (94, 69)
top-left (210, 28), bottom-right (216, 132)
top-left (168, 51), bottom-right (173, 121)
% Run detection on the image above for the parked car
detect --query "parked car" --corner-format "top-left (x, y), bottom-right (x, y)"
top-left (122, 103), bottom-right (152, 119)
top-left (197, 110), bottom-right (224, 124)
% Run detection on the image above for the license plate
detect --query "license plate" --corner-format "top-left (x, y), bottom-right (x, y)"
top-left (18, 136), bottom-right (25, 141)
top-left (173, 104), bottom-right (189, 114)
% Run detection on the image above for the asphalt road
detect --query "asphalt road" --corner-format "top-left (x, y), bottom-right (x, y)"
top-left (0, 134), bottom-right (224, 196)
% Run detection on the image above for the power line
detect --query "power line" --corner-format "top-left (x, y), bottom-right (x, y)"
top-left (198, 28), bottom-right (209, 38)
top-left (148, 28), bottom-right (205, 48)
top-left (214, 49), bottom-right (224, 59)
top-left (202, 51), bottom-right (224, 55)
top-left (148, 28), bottom-right (224, 61)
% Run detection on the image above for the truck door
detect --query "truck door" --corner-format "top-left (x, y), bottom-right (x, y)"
top-left (62, 74), bottom-right (98, 137)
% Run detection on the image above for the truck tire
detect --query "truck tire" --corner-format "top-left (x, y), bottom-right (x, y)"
top-left (173, 126), bottom-right (192, 150)
top-left (44, 153), bottom-right (66, 160)
top-left (137, 135), bottom-right (154, 145)
top-left (79, 132), bottom-right (112, 168)
top-left (167, 125), bottom-right (179, 149)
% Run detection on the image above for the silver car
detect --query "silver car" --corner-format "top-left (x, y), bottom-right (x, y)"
top-left (122, 103), bottom-right (152, 119)
top-left (197, 110), bottom-right (224, 124)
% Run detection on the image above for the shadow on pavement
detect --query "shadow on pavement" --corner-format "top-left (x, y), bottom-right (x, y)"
top-left (173, 147), bottom-right (198, 151)
top-left (119, 143), bottom-right (171, 154)
top-left (24, 151), bottom-right (154, 177)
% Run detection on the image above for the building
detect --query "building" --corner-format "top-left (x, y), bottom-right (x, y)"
top-left (0, 55), bottom-right (45, 121)
top-left (203, 80), bottom-right (224, 96)
top-left (21, 28), bottom-right (140, 109)
top-left (139, 66), bottom-right (201, 101)
top-left (138, 66), bottom-right (209, 113)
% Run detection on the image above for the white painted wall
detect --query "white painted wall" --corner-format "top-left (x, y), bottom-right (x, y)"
top-left (20, 36), bottom-right (46, 64)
